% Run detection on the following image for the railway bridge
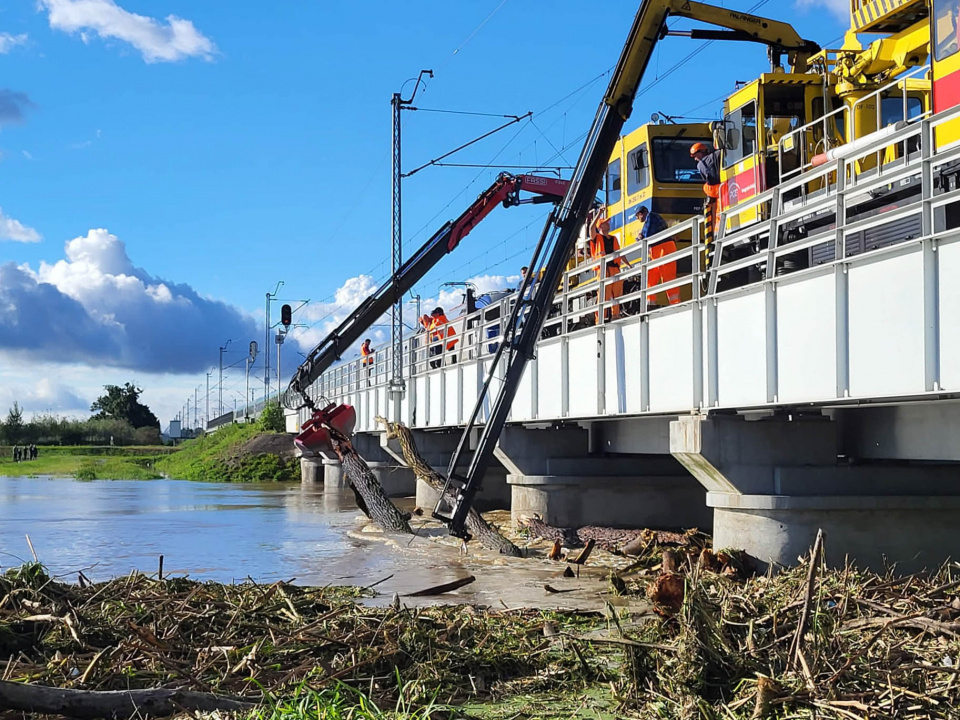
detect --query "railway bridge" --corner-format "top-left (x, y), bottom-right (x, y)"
top-left (299, 110), bottom-right (960, 570)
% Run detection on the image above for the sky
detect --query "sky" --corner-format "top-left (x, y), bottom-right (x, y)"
top-left (0, 0), bottom-right (849, 427)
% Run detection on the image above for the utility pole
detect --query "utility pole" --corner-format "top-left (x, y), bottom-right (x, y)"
top-left (186, 397), bottom-right (191, 433)
top-left (205, 372), bottom-right (211, 429)
top-left (219, 339), bottom-right (232, 417)
top-left (390, 69), bottom-right (432, 422)
top-left (245, 341), bottom-right (258, 422)
top-left (194, 386), bottom-right (199, 429)
top-left (265, 281), bottom-right (283, 402)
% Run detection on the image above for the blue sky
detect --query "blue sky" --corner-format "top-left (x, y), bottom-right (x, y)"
top-left (0, 0), bottom-right (848, 424)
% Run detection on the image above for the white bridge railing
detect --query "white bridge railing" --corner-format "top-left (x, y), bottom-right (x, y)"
top-left (303, 104), bottom-right (960, 432)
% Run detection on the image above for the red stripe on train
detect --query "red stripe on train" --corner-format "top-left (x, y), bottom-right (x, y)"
top-left (934, 68), bottom-right (960, 114)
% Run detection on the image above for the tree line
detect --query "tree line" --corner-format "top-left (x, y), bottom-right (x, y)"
top-left (1, 383), bottom-right (163, 447)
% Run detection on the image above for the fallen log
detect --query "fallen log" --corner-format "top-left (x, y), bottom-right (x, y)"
top-left (377, 417), bottom-right (521, 556)
top-left (0, 679), bottom-right (254, 719)
top-left (330, 432), bottom-right (412, 534)
top-left (406, 575), bottom-right (476, 597)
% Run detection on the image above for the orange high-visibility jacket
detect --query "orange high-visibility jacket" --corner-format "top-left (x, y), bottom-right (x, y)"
top-left (361, 344), bottom-right (374, 366)
top-left (429, 314), bottom-right (458, 351)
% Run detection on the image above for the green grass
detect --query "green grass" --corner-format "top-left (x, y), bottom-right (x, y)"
top-left (0, 449), bottom-right (164, 480)
top-left (156, 423), bottom-right (299, 483)
top-left (249, 680), bottom-right (450, 720)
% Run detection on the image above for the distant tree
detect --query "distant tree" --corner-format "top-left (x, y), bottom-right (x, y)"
top-left (258, 402), bottom-right (287, 433)
top-left (90, 383), bottom-right (160, 429)
top-left (4, 402), bottom-right (24, 444)
top-left (133, 426), bottom-right (162, 446)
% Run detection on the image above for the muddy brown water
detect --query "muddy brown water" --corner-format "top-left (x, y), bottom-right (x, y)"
top-left (0, 476), bottom-right (645, 613)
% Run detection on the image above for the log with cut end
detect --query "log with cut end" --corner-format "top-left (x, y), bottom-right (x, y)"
top-left (378, 418), bottom-right (521, 556)
top-left (332, 434), bottom-right (412, 534)
top-left (0, 679), bottom-right (254, 719)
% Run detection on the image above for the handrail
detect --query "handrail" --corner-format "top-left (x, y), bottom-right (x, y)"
top-left (309, 103), bottom-right (960, 407)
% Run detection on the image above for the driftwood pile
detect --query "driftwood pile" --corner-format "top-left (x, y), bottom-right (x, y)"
top-left (0, 563), bottom-right (605, 716)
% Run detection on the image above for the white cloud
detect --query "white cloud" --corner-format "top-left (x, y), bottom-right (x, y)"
top-left (39, 0), bottom-right (216, 63)
top-left (290, 272), bottom-right (521, 363)
top-left (0, 33), bottom-right (28, 54)
top-left (22, 150), bottom-right (33, 160)
top-left (0, 377), bottom-right (89, 415)
top-left (0, 228), bottom-right (258, 373)
top-left (794, 0), bottom-right (847, 19)
top-left (0, 208), bottom-right (41, 243)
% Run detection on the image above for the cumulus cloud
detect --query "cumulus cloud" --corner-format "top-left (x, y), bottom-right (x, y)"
top-left (290, 272), bottom-right (521, 360)
top-left (794, 0), bottom-right (847, 19)
top-left (0, 89), bottom-right (34, 126)
top-left (0, 228), bottom-right (257, 373)
top-left (0, 377), bottom-right (89, 414)
top-left (0, 33), bottom-right (28, 54)
top-left (39, 0), bottom-right (216, 63)
top-left (0, 208), bottom-right (41, 243)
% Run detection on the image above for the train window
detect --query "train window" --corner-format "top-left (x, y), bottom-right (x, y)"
top-left (605, 158), bottom-right (622, 205)
top-left (627, 144), bottom-right (649, 195)
top-left (934, 0), bottom-right (960, 61)
top-left (652, 137), bottom-right (708, 183)
top-left (880, 95), bottom-right (924, 126)
top-left (723, 101), bottom-right (757, 169)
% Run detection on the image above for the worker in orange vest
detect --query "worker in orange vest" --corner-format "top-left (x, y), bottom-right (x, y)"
top-left (589, 212), bottom-right (630, 322)
top-left (360, 338), bottom-right (374, 367)
top-left (691, 141), bottom-right (722, 269)
top-left (636, 206), bottom-right (680, 307)
top-left (428, 306), bottom-right (457, 368)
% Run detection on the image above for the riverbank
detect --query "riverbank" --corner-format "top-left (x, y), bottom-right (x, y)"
top-left (0, 445), bottom-right (173, 480)
top-left (155, 423), bottom-right (299, 482)
top-left (2, 547), bottom-right (958, 719)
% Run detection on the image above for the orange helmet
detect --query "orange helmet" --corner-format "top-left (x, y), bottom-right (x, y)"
top-left (690, 142), bottom-right (710, 157)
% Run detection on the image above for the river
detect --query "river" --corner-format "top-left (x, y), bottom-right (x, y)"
top-left (0, 475), bottom-right (637, 611)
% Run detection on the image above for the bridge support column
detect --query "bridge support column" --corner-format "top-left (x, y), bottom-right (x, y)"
top-left (300, 455), bottom-right (323, 485)
top-left (379, 430), bottom-right (510, 511)
top-left (495, 425), bottom-right (710, 530)
top-left (670, 414), bottom-right (960, 571)
top-left (351, 432), bottom-right (416, 498)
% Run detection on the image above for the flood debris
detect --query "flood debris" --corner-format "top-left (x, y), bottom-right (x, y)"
top-left (405, 575), bottom-right (476, 597)
top-left (330, 432), bottom-right (412, 535)
top-left (518, 514), bottom-right (708, 556)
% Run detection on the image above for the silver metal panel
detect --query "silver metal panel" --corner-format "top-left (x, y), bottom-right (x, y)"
top-left (513, 360), bottom-right (535, 421)
top-left (716, 290), bottom-right (767, 407)
top-left (414, 376), bottom-right (428, 428)
top-left (428, 372), bottom-right (443, 427)
top-left (621, 321), bottom-right (643, 413)
top-left (848, 249), bottom-right (925, 397)
top-left (648, 308), bottom-right (696, 413)
top-left (939, 241), bottom-right (960, 391)
top-left (443, 368), bottom-right (459, 425)
top-left (537, 342), bottom-right (563, 420)
top-left (604, 326), bottom-right (625, 415)
top-left (777, 271), bottom-right (837, 403)
top-left (567, 332), bottom-right (599, 418)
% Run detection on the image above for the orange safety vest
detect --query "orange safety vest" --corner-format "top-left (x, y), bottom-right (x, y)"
top-left (589, 234), bottom-right (622, 276)
top-left (429, 314), bottom-right (458, 351)
top-left (361, 344), bottom-right (374, 366)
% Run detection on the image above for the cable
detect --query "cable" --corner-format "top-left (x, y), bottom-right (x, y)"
top-left (411, 107), bottom-right (523, 119)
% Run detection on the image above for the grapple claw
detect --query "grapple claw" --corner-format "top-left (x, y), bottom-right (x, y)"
top-left (294, 403), bottom-right (357, 453)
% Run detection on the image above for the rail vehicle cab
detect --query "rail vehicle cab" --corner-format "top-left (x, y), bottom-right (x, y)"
top-left (932, 0), bottom-right (960, 146)
top-left (718, 73), bottom-right (834, 229)
top-left (603, 121), bottom-right (713, 242)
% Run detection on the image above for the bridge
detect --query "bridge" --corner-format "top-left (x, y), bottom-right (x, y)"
top-left (298, 107), bottom-right (960, 571)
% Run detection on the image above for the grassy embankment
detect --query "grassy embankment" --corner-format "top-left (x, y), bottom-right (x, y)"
top-left (0, 445), bottom-right (173, 480)
top-left (155, 421), bottom-right (300, 482)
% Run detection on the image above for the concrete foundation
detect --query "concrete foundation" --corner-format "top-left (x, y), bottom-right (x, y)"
top-left (300, 456), bottom-right (323, 484)
top-left (496, 425), bottom-right (711, 530)
top-left (379, 428), bottom-right (512, 511)
top-left (671, 414), bottom-right (960, 571)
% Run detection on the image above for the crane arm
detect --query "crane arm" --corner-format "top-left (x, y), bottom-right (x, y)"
top-left (285, 173), bottom-right (569, 410)
top-left (433, 0), bottom-right (817, 538)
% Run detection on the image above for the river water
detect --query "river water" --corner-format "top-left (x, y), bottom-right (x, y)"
top-left (0, 476), bottom-right (636, 612)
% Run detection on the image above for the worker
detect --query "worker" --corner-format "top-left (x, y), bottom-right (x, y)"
top-left (690, 142), bottom-right (722, 269)
top-left (517, 266), bottom-right (528, 291)
top-left (428, 306), bottom-right (457, 368)
top-left (360, 338), bottom-right (374, 368)
top-left (588, 211), bottom-right (629, 322)
top-left (637, 206), bottom-right (680, 307)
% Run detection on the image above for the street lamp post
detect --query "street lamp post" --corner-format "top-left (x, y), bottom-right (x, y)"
top-left (218, 339), bottom-right (233, 417)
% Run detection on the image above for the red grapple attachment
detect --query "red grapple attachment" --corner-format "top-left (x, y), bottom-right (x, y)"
top-left (294, 403), bottom-right (357, 453)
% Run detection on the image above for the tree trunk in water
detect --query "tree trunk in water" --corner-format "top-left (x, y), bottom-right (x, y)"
top-left (333, 435), bottom-right (412, 534)
top-left (0, 679), bottom-right (254, 719)
top-left (381, 419), bottom-right (521, 556)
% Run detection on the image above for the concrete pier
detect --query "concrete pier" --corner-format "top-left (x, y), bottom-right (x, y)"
top-left (671, 413), bottom-right (960, 571)
top-left (496, 425), bottom-right (711, 530)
